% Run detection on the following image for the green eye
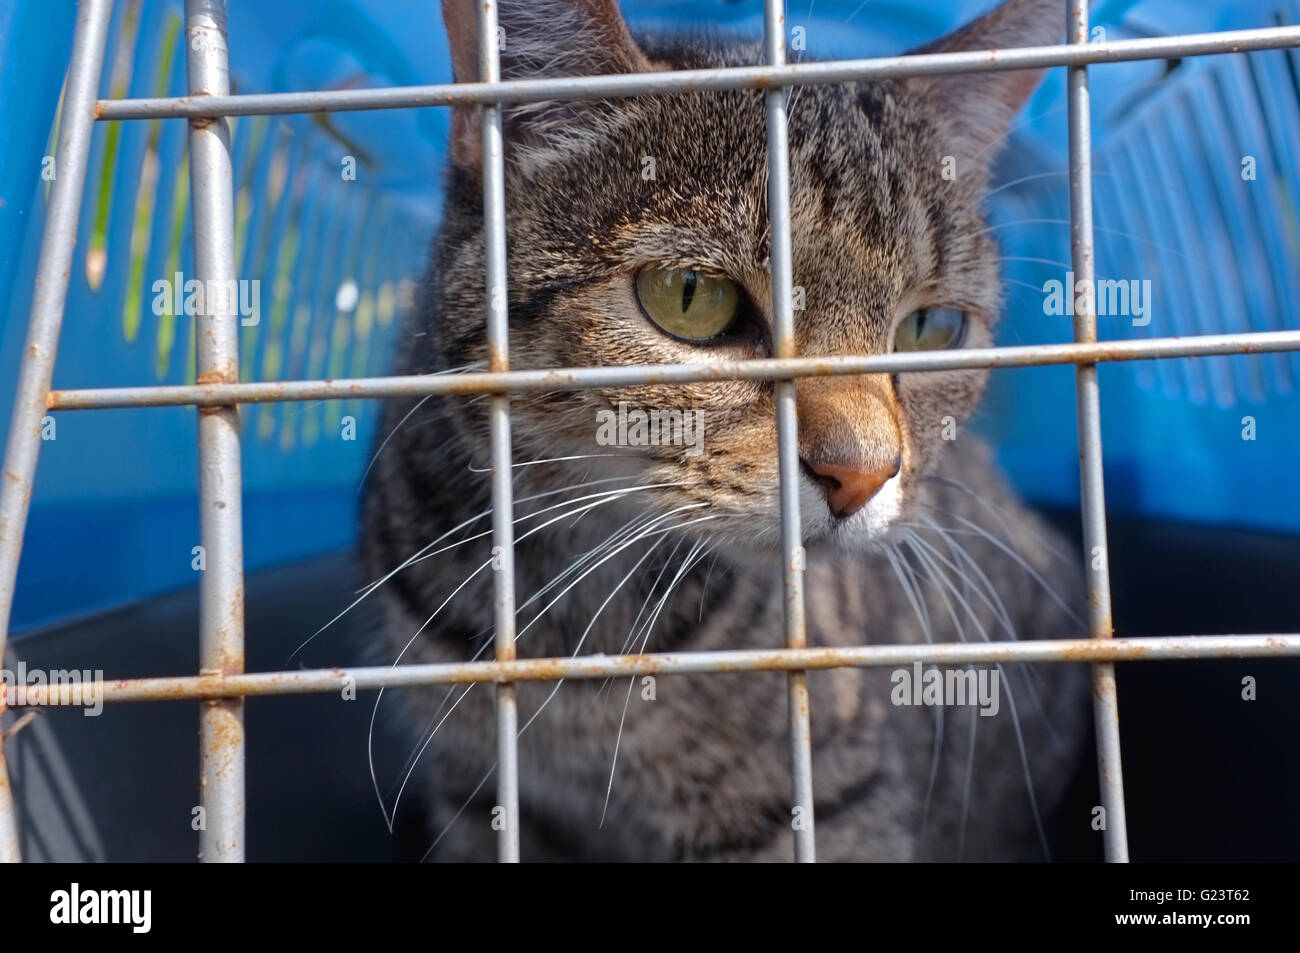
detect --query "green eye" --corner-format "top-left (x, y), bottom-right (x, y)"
top-left (635, 267), bottom-right (741, 341)
top-left (894, 307), bottom-right (968, 352)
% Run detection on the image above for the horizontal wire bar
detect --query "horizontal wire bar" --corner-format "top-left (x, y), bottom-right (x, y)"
top-left (94, 25), bottom-right (1300, 121)
top-left (5, 635), bottom-right (1297, 707)
top-left (45, 329), bottom-right (1300, 409)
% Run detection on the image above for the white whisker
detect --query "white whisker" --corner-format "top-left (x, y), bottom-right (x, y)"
top-left (353, 361), bottom-right (486, 497)
top-left (600, 540), bottom-right (711, 828)
top-left (885, 539), bottom-right (943, 851)
top-left (372, 486), bottom-right (692, 827)
top-left (466, 451), bottom-right (634, 473)
top-left (904, 531), bottom-right (1050, 860)
top-left (411, 512), bottom-right (717, 855)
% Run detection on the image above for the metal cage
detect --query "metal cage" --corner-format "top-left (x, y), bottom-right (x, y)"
top-left (2, 0), bottom-right (1299, 863)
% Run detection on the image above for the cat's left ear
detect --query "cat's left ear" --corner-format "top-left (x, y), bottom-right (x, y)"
top-left (441, 0), bottom-right (655, 170)
top-left (901, 0), bottom-right (1065, 170)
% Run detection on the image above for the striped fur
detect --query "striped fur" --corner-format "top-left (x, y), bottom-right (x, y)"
top-left (361, 0), bottom-right (1090, 861)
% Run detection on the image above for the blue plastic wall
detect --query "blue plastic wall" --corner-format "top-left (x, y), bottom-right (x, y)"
top-left (1, 0), bottom-right (1297, 632)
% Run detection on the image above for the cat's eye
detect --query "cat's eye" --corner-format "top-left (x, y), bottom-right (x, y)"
top-left (894, 307), bottom-right (968, 352)
top-left (635, 267), bottom-right (741, 341)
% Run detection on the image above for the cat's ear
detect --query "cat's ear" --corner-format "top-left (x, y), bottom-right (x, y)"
top-left (441, 0), bottom-right (655, 169)
top-left (901, 0), bottom-right (1064, 170)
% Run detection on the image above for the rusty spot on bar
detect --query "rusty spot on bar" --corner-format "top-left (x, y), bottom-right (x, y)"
top-left (196, 370), bottom-right (236, 386)
top-left (6, 635), bottom-right (1296, 708)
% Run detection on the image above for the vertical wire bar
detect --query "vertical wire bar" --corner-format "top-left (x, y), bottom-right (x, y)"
top-left (185, 0), bottom-right (245, 862)
top-left (478, 0), bottom-right (520, 863)
top-left (763, 0), bottom-right (815, 863)
top-left (1067, 0), bottom-right (1129, 862)
top-left (0, 0), bottom-right (116, 865)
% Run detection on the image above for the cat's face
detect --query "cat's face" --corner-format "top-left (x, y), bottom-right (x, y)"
top-left (430, 0), bottom-right (1059, 553)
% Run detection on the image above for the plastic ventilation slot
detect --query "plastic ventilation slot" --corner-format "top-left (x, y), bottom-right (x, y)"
top-left (1090, 30), bottom-right (1300, 409)
top-left (85, 0), bottom-right (141, 293)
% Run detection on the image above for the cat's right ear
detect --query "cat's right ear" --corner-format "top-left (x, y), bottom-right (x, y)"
top-left (900, 0), bottom-right (1067, 175)
top-left (441, 0), bottom-right (655, 170)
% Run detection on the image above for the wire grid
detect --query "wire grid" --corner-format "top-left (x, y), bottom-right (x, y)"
top-left (1, 0), bottom-right (1299, 864)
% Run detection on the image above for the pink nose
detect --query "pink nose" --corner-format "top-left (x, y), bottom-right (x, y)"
top-left (803, 457), bottom-right (901, 518)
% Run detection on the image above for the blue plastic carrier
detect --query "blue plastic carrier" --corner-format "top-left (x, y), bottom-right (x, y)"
top-left (2, 0), bottom-right (1297, 632)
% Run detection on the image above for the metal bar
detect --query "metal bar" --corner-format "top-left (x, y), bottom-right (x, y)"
top-left (46, 329), bottom-right (1300, 410)
top-left (94, 25), bottom-right (1300, 120)
top-left (7, 0), bottom-right (1296, 872)
top-left (764, 0), bottom-right (815, 864)
top-left (7, 635), bottom-right (1300, 707)
top-left (185, 0), bottom-right (245, 863)
top-left (477, 0), bottom-right (520, 865)
top-left (0, 0), bottom-right (116, 865)
top-left (1068, 0), bottom-right (1129, 864)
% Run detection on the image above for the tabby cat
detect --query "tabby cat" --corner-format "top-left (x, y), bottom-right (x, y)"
top-left (361, 0), bottom-right (1091, 861)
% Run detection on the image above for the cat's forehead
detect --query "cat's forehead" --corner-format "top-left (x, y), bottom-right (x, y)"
top-left (495, 38), bottom-right (997, 328)
top-left (598, 89), bottom-right (950, 305)
top-left (528, 85), bottom-right (936, 256)
top-left (604, 44), bottom-right (954, 264)
top-left (638, 38), bottom-right (929, 163)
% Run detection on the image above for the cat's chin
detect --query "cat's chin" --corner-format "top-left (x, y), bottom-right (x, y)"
top-left (712, 473), bottom-right (909, 564)
top-left (718, 524), bottom-right (905, 570)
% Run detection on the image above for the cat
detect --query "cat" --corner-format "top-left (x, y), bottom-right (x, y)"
top-left (360, 0), bottom-right (1093, 861)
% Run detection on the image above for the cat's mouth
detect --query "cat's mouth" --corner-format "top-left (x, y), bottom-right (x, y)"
top-left (789, 447), bottom-right (909, 550)
top-left (714, 469), bottom-right (906, 562)
top-left (808, 468), bottom-right (906, 550)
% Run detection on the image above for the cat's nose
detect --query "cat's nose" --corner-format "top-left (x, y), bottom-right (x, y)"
top-left (802, 455), bottom-right (901, 519)
top-left (795, 373), bottom-right (903, 518)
